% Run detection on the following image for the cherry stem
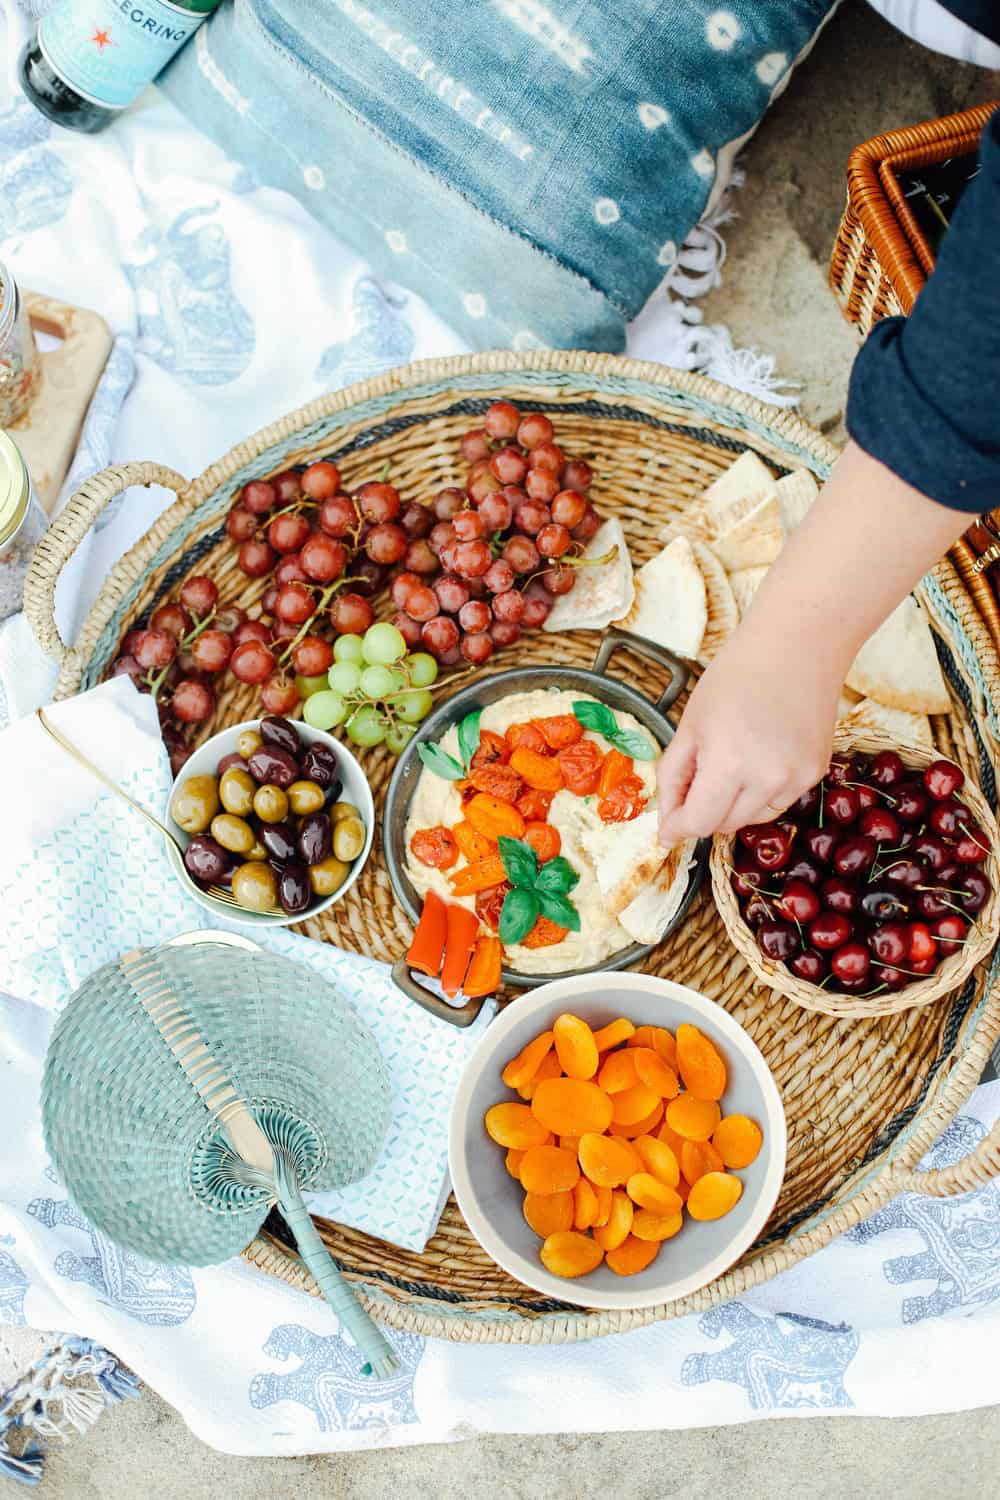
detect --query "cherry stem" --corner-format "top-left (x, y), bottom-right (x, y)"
top-left (844, 779), bottom-right (897, 807)
top-left (959, 822), bottom-right (991, 855)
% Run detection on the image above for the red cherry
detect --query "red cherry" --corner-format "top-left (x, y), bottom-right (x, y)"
top-left (916, 888), bottom-right (954, 920)
top-left (831, 941), bottom-right (870, 984)
top-left (808, 912), bottom-right (853, 950)
top-left (931, 913), bottom-right (968, 955)
top-left (821, 876), bottom-right (858, 914)
top-left (731, 845), bottom-right (766, 897)
top-left (884, 858), bottom-right (924, 889)
top-left (791, 785), bottom-right (822, 819)
top-left (752, 829), bottom-right (792, 871)
top-left (301, 461), bottom-right (341, 500)
top-left (742, 893), bottom-right (775, 929)
top-left (872, 964), bottom-right (909, 991)
top-left (870, 750), bottom-right (906, 787)
top-left (777, 880), bottom-right (820, 924)
top-left (868, 922), bottom-right (909, 965)
top-left (911, 833), bottom-right (951, 872)
top-left (858, 807), bottom-right (901, 844)
top-left (924, 759), bottom-right (965, 801)
top-left (860, 886), bottom-right (911, 922)
top-left (908, 922), bottom-right (936, 964)
top-left (826, 786), bottom-right (859, 825)
top-left (928, 800), bottom-right (964, 838)
top-left (894, 781), bottom-right (929, 823)
top-left (242, 479), bottom-right (278, 515)
top-left (958, 868), bottom-right (991, 912)
top-left (854, 784), bottom-right (879, 813)
top-left (954, 825), bottom-right (990, 864)
top-left (785, 856), bottom-right (823, 888)
top-left (790, 950), bottom-right (827, 983)
top-left (802, 826), bottom-right (838, 864)
top-left (757, 921), bottom-right (801, 962)
top-left (826, 756), bottom-right (852, 784)
top-left (833, 835), bottom-right (877, 877)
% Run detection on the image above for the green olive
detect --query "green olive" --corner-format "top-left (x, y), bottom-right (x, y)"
top-left (287, 779), bottom-right (325, 816)
top-left (211, 813), bottom-right (256, 855)
top-left (246, 838), bottom-right (268, 861)
top-left (332, 815), bottom-right (365, 863)
top-left (236, 728), bottom-right (263, 759)
top-left (232, 861), bottom-right (278, 913)
top-left (308, 856), bottom-right (351, 897)
top-left (219, 767), bottom-right (256, 816)
top-left (329, 800), bottom-right (360, 824)
top-left (254, 784), bottom-right (289, 823)
top-left (170, 774), bottom-right (220, 835)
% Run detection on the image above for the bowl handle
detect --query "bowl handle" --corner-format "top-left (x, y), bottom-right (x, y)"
top-left (390, 958), bottom-right (490, 1028)
top-left (592, 626), bottom-right (689, 717)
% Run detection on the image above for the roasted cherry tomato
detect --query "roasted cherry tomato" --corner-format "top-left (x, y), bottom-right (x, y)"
top-left (505, 721), bottom-right (547, 755)
top-left (409, 826), bottom-right (459, 868)
top-left (536, 714), bottom-right (583, 751)
top-left (470, 729), bottom-right (510, 769)
top-left (524, 821), bottom-right (562, 862)
top-left (598, 774), bottom-right (647, 823)
top-left (468, 763), bottom-right (523, 803)
top-left (476, 881), bottom-right (511, 931)
top-left (520, 915), bottom-right (569, 948)
top-left (556, 738), bottom-right (604, 796)
top-left (598, 747), bottom-right (633, 799)
top-left (517, 788), bottom-right (555, 821)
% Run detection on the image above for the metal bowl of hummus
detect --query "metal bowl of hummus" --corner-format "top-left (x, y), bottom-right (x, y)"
top-left (384, 629), bottom-right (707, 997)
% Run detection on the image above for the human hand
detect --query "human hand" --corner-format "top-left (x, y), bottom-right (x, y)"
top-left (657, 633), bottom-right (842, 843)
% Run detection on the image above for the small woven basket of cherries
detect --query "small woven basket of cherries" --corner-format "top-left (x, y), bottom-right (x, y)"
top-left (710, 729), bottom-right (1000, 1018)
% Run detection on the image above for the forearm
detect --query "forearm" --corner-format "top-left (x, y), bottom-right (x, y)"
top-left (735, 439), bottom-right (971, 673)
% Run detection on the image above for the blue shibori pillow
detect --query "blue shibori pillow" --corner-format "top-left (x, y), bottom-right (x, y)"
top-left (161, 0), bottom-right (837, 352)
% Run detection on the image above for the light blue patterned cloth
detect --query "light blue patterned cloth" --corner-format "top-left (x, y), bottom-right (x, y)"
top-left (0, 678), bottom-right (492, 1253)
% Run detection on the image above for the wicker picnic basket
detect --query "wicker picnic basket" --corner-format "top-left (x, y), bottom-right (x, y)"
top-left (23, 350), bottom-right (1000, 1344)
top-left (828, 101), bottom-right (1000, 655)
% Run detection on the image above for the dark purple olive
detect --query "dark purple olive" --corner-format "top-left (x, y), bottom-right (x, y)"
top-left (959, 868), bottom-right (992, 913)
top-left (248, 745), bottom-right (299, 789)
top-left (260, 820), bottom-right (297, 863)
top-left (785, 856), bottom-right (823, 888)
top-left (833, 835), bottom-right (877, 878)
top-left (217, 752), bottom-right (250, 777)
top-left (860, 886), bottom-right (910, 922)
top-left (260, 715), bottom-right (302, 755)
top-left (821, 876), bottom-right (858, 914)
top-left (278, 860), bottom-right (311, 915)
top-left (757, 920), bottom-right (801, 962)
top-left (298, 812), bottom-right (332, 865)
top-left (883, 857), bottom-right (924, 889)
top-left (183, 835), bottom-right (228, 886)
top-left (323, 778), bottom-right (343, 808)
top-left (301, 743), bottom-right (339, 788)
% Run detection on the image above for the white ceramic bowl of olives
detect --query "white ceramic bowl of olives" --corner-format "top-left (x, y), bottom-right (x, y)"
top-left (165, 715), bottom-right (375, 927)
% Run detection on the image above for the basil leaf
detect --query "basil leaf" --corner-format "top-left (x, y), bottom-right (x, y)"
top-left (416, 742), bottom-right (465, 781)
top-left (458, 709), bottom-right (482, 772)
top-left (498, 835), bottom-right (538, 890)
top-left (534, 856), bottom-right (580, 896)
top-left (537, 891), bottom-right (581, 933)
top-left (499, 887), bottom-right (540, 945)
top-left (608, 728), bottom-right (658, 762)
top-left (572, 700), bottom-right (618, 738)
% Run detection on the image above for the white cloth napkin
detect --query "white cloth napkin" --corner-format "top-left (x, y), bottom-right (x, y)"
top-left (0, 676), bottom-right (493, 1251)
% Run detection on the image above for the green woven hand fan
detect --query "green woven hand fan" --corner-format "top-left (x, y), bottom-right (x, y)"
top-left (42, 930), bottom-right (399, 1376)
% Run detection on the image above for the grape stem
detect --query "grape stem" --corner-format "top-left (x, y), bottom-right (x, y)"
top-left (148, 606), bottom-right (217, 701)
top-left (278, 577), bottom-right (366, 666)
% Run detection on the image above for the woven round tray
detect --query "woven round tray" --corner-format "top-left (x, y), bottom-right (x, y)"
top-left (24, 351), bottom-right (1000, 1344)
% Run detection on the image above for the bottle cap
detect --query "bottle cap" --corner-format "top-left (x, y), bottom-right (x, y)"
top-left (0, 429), bottom-right (30, 547)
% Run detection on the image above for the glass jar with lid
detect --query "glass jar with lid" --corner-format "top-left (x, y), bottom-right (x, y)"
top-left (0, 430), bottom-right (48, 623)
top-left (0, 260), bottom-right (39, 428)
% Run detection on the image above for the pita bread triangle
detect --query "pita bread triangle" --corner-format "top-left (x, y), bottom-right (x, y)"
top-left (845, 596), bottom-right (951, 715)
top-left (616, 535), bottom-right (708, 660)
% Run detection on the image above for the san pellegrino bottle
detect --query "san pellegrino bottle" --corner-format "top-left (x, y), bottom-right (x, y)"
top-left (19, 0), bottom-right (222, 134)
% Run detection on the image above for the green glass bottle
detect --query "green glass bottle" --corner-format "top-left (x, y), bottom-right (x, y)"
top-left (19, 0), bottom-right (222, 135)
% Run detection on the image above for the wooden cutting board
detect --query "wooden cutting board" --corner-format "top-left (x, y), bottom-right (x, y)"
top-left (8, 292), bottom-right (112, 515)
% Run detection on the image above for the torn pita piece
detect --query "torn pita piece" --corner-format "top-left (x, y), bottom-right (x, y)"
top-left (776, 468), bottom-right (819, 532)
top-left (711, 491), bottom-right (784, 572)
top-left (582, 810), bottom-right (668, 915)
top-left (702, 451), bottom-right (777, 530)
top-left (691, 539), bottom-right (738, 664)
top-left (616, 535), bottom-right (707, 659)
top-left (845, 596), bottom-right (951, 715)
top-left (619, 838), bottom-right (699, 945)
top-left (543, 518), bottom-right (634, 633)
top-left (840, 697), bottom-right (935, 749)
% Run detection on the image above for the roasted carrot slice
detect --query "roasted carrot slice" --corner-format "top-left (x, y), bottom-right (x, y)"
top-left (448, 853), bottom-right (508, 896)
top-left (406, 890), bottom-right (447, 977)
top-left (463, 934), bottom-right (502, 997)
top-left (441, 904), bottom-right (480, 997)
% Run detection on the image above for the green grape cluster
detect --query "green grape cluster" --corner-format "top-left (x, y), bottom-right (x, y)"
top-left (299, 622), bottom-right (438, 752)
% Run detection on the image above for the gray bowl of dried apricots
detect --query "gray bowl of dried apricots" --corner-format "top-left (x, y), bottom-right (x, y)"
top-left (448, 971), bottom-right (786, 1310)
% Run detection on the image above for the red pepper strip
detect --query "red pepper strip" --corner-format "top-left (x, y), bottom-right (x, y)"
top-left (462, 934), bottom-right (503, 998)
top-left (406, 890), bottom-right (447, 977)
top-left (441, 903), bottom-right (480, 997)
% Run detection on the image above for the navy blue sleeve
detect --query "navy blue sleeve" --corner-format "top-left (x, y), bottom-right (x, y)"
top-left (846, 108), bottom-right (1000, 514)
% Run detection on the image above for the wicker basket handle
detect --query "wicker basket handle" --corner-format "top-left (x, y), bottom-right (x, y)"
top-left (893, 1113), bottom-right (1000, 1197)
top-left (24, 462), bottom-right (189, 665)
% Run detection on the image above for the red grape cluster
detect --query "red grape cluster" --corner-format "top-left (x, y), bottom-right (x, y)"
top-left (110, 403), bottom-right (603, 770)
top-left (731, 752), bottom-right (992, 996)
top-left (388, 401), bottom-right (600, 667)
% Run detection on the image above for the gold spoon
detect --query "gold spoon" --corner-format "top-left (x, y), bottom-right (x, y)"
top-left (35, 707), bottom-right (275, 913)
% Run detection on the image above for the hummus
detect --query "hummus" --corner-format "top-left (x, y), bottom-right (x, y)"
top-left (404, 689), bottom-right (657, 975)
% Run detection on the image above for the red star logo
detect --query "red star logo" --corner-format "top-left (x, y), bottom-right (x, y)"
top-left (90, 27), bottom-right (114, 50)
